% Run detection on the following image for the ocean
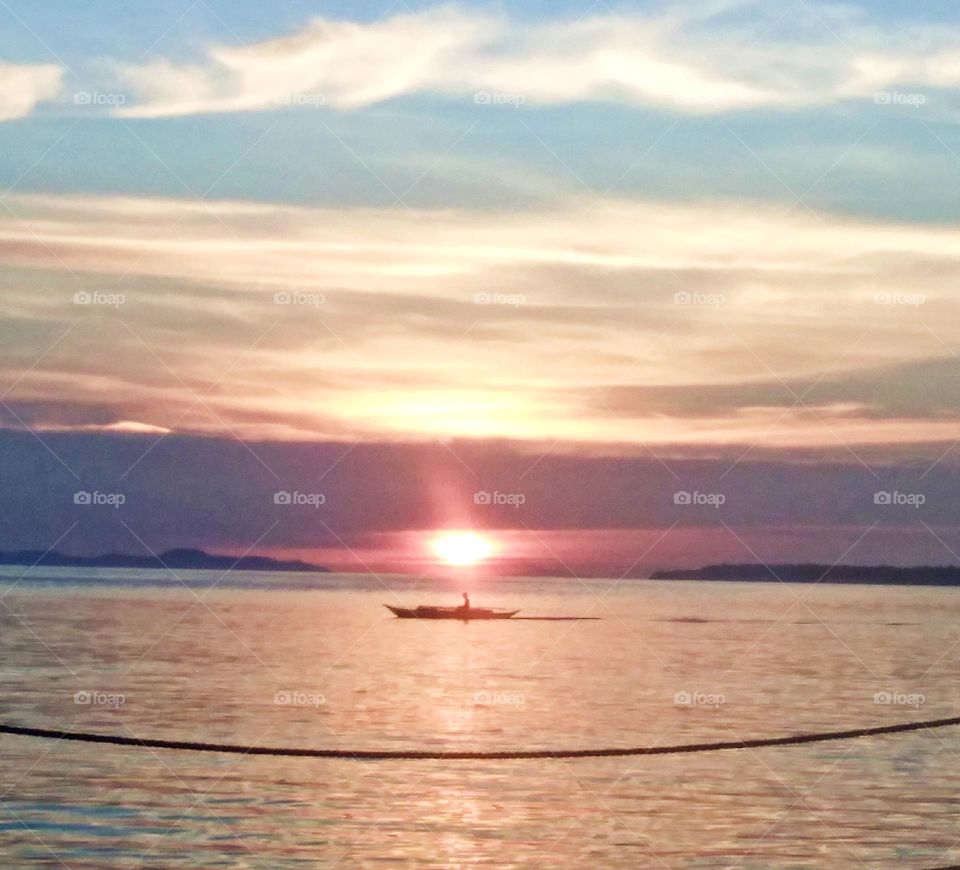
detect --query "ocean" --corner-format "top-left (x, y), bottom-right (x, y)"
top-left (1, 567), bottom-right (958, 867)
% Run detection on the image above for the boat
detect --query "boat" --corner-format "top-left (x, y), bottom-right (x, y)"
top-left (384, 604), bottom-right (519, 620)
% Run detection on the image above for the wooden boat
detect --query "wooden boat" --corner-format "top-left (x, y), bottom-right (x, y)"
top-left (385, 604), bottom-right (519, 620)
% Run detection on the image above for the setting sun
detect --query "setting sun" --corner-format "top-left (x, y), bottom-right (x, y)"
top-left (431, 531), bottom-right (495, 566)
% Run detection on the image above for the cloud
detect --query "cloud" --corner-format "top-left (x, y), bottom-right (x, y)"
top-left (119, 7), bottom-right (493, 118)
top-left (2, 192), bottom-right (960, 448)
top-left (0, 62), bottom-right (63, 120)
top-left (2, 428), bottom-right (958, 573)
top-left (116, 4), bottom-right (960, 118)
top-left (598, 357), bottom-right (960, 421)
top-left (8, 191), bottom-right (960, 288)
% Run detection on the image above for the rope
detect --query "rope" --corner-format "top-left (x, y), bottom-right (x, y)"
top-left (3, 715), bottom-right (960, 760)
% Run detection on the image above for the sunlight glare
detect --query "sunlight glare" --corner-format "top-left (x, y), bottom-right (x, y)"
top-left (431, 531), bottom-right (494, 566)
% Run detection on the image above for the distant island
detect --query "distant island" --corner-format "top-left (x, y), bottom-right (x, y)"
top-left (0, 548), bottom-right (328, 573)
top-left (651, 563), bottom-right (960, 586)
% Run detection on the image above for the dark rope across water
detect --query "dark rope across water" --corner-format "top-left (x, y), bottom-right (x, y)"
top-left (3, 716), bottom-right (960, 760)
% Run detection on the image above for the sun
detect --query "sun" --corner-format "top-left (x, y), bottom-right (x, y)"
top-left (431, 531), bottom-right (494, 566)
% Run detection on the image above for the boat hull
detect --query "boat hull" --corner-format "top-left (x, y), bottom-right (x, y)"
top-left (385, 605), bottom-right (519, 620)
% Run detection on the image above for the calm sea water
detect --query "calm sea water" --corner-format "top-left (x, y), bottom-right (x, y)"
top-left (1, 567), bottom-right (959, 868)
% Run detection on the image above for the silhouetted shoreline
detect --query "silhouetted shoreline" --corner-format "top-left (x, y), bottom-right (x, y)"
top-left (0, 548), bottom-right (328, 573)
top-left (651, 563), bottom-right (960, 586)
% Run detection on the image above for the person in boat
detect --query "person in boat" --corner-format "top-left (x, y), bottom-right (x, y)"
top-left (460, 592), bottom-right (470, 612)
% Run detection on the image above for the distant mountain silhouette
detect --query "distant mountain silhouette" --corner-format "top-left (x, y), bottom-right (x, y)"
top-left (651, 563), bottom-right (960, 586)
top-left (0, 547), bottom-right (328, 573)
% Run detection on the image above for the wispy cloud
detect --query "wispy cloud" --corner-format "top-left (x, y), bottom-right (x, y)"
top-left (2, 192), bottom-right (960, 448)
top-left (0, 62), bottom-right (63, 121)
top-left (7, 191), bottom-right (960, 280)
top-left (116, 4), bottom-right (960, 118)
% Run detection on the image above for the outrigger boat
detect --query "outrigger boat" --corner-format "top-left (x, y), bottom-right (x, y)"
top-left (385, 604), bottom-right (519, 620)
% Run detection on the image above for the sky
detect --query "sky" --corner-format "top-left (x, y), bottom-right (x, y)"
top-left (2, 0), bottom-right (960, 575)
